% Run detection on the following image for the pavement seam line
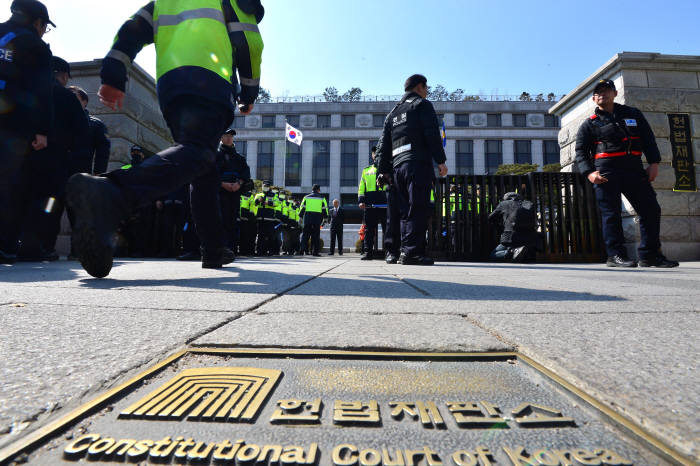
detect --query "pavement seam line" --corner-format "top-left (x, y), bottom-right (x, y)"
top-left (393, 275), bottom-right (432, 296)
top-left (461, 314), bottom-right (520, 348)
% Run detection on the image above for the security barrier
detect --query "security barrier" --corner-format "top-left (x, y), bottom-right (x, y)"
top-left (430, 173), bottom-right (605, 262)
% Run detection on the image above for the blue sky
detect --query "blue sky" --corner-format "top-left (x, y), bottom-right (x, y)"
top-left (7, 0), bottom-right (699, 98)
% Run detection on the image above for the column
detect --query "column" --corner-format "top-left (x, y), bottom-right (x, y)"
top-left (503, 139), bottom-right (515, 165)
top-left (445, 139), bottom-right (456, 174)
top-left (358, 139), bottom-right (369, 173)
top-left (273, 140), bottom-right (286, 186)
top-left (301, 140), bottom-right (313, 190)
top-left (247, 140), bottom-right (258, 180)
top-left (474, 139), bottom-right (485, 174)
top-left (330, 139), bottom-right (341, 202)
top-left (532, 139), bottom-right (544, 169)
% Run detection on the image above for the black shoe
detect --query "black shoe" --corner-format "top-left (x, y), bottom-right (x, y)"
top-left (638, 255), bottom-right (679, 268)
top-left (606, 255), bottom-right (637, 268)
top-left (312, 253), bottom-right (321, 257)
top-left (0, 249), bottom-right (17, 264)
top-left (66, 174), bottom-right (129, 278)
top-left (177, 251), bottom-right (201, 261)
top-left (328, 252), bottom-right (334, 256)
top-left (398, 253), bottom-right (434, 266)
top-left (360, 252), bottom-right (374, 261)
top-left (385, 251), bottom-right (398, 264)
top-left (201, 247), bottom-right (235, 269)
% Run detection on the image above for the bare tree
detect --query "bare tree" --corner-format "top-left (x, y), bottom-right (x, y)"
top-left (255, 87), bottom-right (272, 103)
top-left (341, 87), bottom-right (363, 102)
top-left (323, 86), bottom-right (339, 102)
top-left (519, 92), bottom-right (532, 102)
top-left (428, 84), bottom-right (449, 101)
top-left (448, 89), bottom-right (465, 101)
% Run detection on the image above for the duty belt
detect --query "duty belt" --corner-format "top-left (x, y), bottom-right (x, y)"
top-left (595, 151), bottom-right (642, 159)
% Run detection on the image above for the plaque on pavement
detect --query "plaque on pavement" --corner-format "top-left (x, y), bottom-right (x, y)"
top-left (2, 349), bottom-right (683, 465)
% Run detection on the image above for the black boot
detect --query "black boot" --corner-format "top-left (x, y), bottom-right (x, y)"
top-left (397, 253), bottom-right (434, 265)
top-left (385, 251), bottom-right (398, 264)
top-left (66, 174), bottom-right (129, 278)
top-left (201, 247), bottom-right (235, 269)
top-left (638, 254), bottom-right (679, 268)
top-left (606, 255), bottom-right (637, 267)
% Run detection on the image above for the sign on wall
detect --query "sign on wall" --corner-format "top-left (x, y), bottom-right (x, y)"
top-left (667, 113), bottom-right (697, 192)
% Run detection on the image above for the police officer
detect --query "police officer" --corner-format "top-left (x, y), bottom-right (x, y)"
top-left (0, 0), bottom-right (54, 263)
top-left (217, 128), bottom-right (252, 252)
top-left (358, 147), bottom-right (387, 260)
top-left (299, 185), bottom-right (329, 257)
top-left (376, 74), bottom-right (448, 265)
top-left (238, 192), bottom-right (256, 255)
top-left (254, 181), bottom-right (277, 256)
top-left (575, 79), bottom-right (678, 268)
top-left (19, 56), bottom-right (90, 261)
top-left (69, 86), bottom-right (111, 174)
top-left (65, 0), bottom-right (265, 277)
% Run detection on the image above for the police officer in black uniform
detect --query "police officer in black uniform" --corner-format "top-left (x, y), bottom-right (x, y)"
top-left (69, 86), bottom-right (111, 174)
top-left (376, 74), bottom-right (448, 265)
top-left (575, 79), bottom-right (678, 268)
top-left (217, 128), bottom-right (252, 252)
top-left (0, 0), bottom-right (54, 263)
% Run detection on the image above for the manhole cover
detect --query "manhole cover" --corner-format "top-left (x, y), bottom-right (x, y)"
top-left (1, 349), bottom-right (685, 465)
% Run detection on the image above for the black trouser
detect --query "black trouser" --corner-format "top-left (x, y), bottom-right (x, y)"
top-left (238, 216), bottom-right (256, 255)
top-left (220, 191), bottom-right (240, 250)
top-left (385, 185), bottom-right (401, 255)
top-left (0, 128), bottom-right (32, 254)
top-left (363, 208), bottom-right (386, 254)
top-left (301, 221), bottom-right (321, 255)
top-left (107, 95), bottom-right (231, 252)
top-left (594, 169), bottom-right (661, 260)
top-left (330, 226), bottom-right (343, 254)
top-left (256, 219), bottom-right (276, 256)
top-left (155, 200), bottom-right (185, 257)
top-left (392, 161), bottom-right (431, 257)
top-left (181, 192), bottom-right (200, 254)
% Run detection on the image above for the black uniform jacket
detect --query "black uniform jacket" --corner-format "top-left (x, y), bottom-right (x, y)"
top-left (329, 206), bottom-right (344, 229)
top-left (0, 19), bottom-right (53, 137)
top-left (216, 143), bottom-right (252, 193)
top-left (575, 103), bottom-right (660, 177)
top-left (376, 91), bottom-right (447, 174)
top-left (87, 111), bottom-right (111, 174)
top-left (100, 2), bottom-right (261, 112)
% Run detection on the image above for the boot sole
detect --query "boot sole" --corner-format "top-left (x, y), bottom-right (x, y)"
top-left (66, 176), bottom-right (114, 278)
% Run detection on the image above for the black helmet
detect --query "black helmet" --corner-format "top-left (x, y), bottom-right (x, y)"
top-left (11, 0), bottom-right (55, 27)
top-left (51, 56), bottom-right (71, 77)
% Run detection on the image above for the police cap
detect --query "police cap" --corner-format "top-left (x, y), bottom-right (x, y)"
top-left (593, 79), bottom-right (615, 94)
top-left (223, 128), bottom-right (236, 136)
top-left (51, 56), bottom-right (71, 77)
top-left (11, 0), bottom-right (56, 27)
top-left (130, 145), bottom-right (143, 152)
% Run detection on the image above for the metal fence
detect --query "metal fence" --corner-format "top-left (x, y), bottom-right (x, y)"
top-left (430, 173), bottom-right (605, 262)
top-left (262, 94), bottom-right (564, 104)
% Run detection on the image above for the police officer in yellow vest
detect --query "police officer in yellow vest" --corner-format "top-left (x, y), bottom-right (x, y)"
top-left (358, 147), bottom-right (388, 260)
top-left (65, 0), bottom-right (264, 277)
top-left (299, 184), bottom-right (329, 256)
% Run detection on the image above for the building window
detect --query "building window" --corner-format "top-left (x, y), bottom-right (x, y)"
top-left (515, 140), bottom-right (532, 164)
top-left (544, 140), bottom-right (560, 165)
top-left (513, 114), bottom-right (526, 127)
top-left (235, 141), bottom-right (247, 159)
top-left (341, 114), bottom-right (355, 128)
top-left (487, 113), bottom-right (501, 127)
top-left (262, 115), bottom-right (276, 128)
top-left (317, 115), bottom-right (331, 128)
top-left (456, 140), bottom-right (473, 175)
top-left (285, 142), bottom-right (301, 186)
top-left (340, 193), bottom-right (358, 208)
top-left (455, 113), bottom-right (470, 127)
top-left (373, 114), bottom-right (385, 127)
top-left (233, 116), bottom-right (245, 129)
top-left (369, 139), bottom-right (378, 165)
top-left (544, 114), bottom-right (558, 127)
top-left (257, 141), bottom-right (274, 182)
top-left (286, 115), bottom-right (300, 127)
top-left (486, 140), bottom-right (502, 174)
top-left (340, 140), bottom-right (358, 187)
top-left (312, 141), bottom-right (330, 186)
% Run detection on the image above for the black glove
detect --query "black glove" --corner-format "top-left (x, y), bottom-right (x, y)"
top-left (376, 173), bottom-right (392, 189)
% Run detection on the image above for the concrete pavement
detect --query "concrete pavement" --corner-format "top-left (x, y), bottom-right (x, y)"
top-left (0, 256), bottom-right (698, 463)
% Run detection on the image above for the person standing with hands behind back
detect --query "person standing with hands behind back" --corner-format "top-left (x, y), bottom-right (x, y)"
top-left (575, 79), bottom-right (678, 268)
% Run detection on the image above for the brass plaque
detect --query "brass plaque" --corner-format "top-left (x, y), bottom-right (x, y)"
top-left (0, 350), bottom-right (687, 465)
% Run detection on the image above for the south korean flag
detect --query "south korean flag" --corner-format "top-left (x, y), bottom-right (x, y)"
top-left (286, 123), bottom-right (303, 146)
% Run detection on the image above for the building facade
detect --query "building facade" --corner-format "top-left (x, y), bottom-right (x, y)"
top-left (234, 100), bottom-right (561, 206)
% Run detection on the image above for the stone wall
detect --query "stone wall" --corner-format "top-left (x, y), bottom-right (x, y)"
top-left (551, 52), bottom-right (700, 261)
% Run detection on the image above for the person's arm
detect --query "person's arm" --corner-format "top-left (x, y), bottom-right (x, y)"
top-left (357, 170), bottom-right (367, 206)
top-left (225, 1), bottom-right (264, 106)
top-left (299, 198), bottom-right (306, 216)
top-left (17, 34), bottom-right (53, 143)
top-left (419, 100), bottom-right (447, 166)
top-left (99, 3), bottom-right (154, 107)
top-left (67, 93), bottom-right (92, 172)
top-left (92, 119), bottom-right (111, 174)
top-left (574, 121), bottom-right (597, 177)
top-left (635, 110), bottom-right (661, 165)
top-left (376, 117), bottom-right (393, 174)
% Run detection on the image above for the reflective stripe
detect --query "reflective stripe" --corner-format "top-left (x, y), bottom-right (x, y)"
top-left (106, 49), bottom-right (132, 67)
top-left (155, 8), bottom-right (225, 34)
top-left (595, 151), bottom-right (642, 159)
top-left (0, 32), bottom-right (16, 47)
top-left (227, 22), bottom-right (259, 33)
top-left (134, 7), bottom-right (154, 27)
top-left (0, 80), bottom-right (5, 90)
top-left (392, 143), bottom-right (411, 157)
top-left (240, 77), bottom-right (260, 87)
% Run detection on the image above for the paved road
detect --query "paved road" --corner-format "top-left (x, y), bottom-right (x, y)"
top-left (0, 257), bottom-right (698, 461)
